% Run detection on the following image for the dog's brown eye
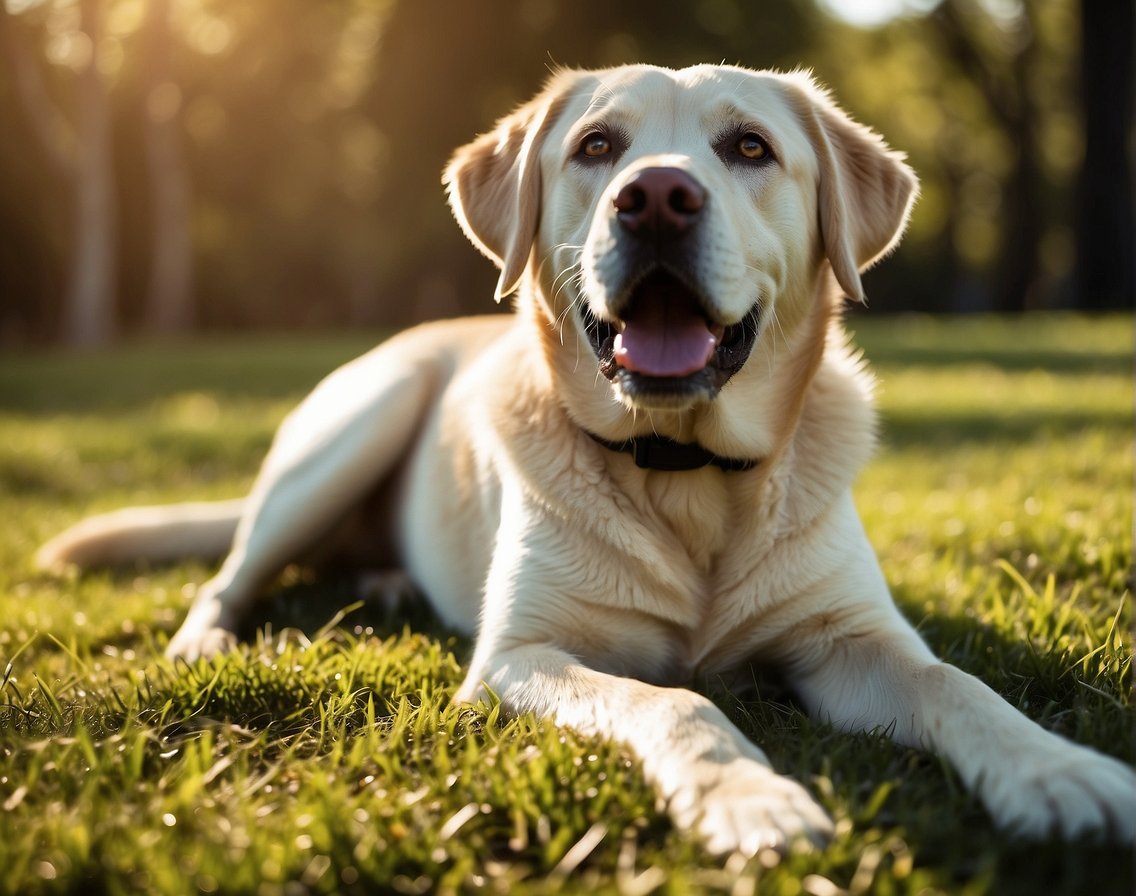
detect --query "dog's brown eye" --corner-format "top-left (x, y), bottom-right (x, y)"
top-left (581, 134), bottom-right (612, 157)
top-left (736, 133), bottom-right (769, 161)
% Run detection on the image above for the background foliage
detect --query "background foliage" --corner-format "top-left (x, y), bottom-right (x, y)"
top-left (0, 0), bottom-right (1132, 346)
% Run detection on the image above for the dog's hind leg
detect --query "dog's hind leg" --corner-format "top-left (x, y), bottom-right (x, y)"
top-left (165, 338), bottom-right (443, 661)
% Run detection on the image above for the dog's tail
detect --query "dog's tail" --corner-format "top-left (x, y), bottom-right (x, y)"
top-left (36, 499), bottom-right (245, 572)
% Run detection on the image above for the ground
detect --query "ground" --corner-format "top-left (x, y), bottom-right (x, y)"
top-left (0, 314), bottom-right (1131, 895)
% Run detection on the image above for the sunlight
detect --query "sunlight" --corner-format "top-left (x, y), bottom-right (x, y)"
top-left (3, 0), bottom-right (46, 14)
top-left (819, 0), bottom-right (939, 28)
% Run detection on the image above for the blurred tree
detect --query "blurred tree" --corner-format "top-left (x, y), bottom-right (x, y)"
top-left (1076, 0), bottom-right (1134, 311)
top-left (0, 0), bottom-right (1119, 345)
top-left (171, 0), bottom-right (397, 330)
top-left (69, 0), bottom-right (118, 346)
top-left (811, 0), bottom-right (1085, 313)
top-left (0, 4), bottom-right (72, 175)
top-left (142, 0), bottom-right (194, 333)
top-left (932, 0), bottom-right (1043, 312)
top-left (1, 0), bottom-right (118, 346)
top-left (0, 6), bottom-right (63, 341)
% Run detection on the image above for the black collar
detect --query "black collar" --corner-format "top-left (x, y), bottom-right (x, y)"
top-left (586, 431), bottom-right (760, 473)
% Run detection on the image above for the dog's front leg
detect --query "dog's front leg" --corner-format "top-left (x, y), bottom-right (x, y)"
top-left (167, 346), bottom-right (437, 661)
top-left (456, 642), bottom-right (833, 855)
top-left (790, 596), bottom-right (1136, 841)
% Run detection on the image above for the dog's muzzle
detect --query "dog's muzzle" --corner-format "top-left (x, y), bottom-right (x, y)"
top-left (580, 167), bottom-right (761, 404)
top-left (582, 271), bottom-right (760, 402)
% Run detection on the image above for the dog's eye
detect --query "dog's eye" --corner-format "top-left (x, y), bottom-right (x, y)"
top-left (735, 133), bottom-right (770, 161)
top-left (580, 133), bottom-right (612, 158)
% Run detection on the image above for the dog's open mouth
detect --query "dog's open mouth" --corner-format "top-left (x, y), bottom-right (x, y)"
top-left (582, 269), bottom-right (760, 401)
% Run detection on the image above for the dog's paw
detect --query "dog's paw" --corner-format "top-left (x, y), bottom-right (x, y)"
top-left (670, 759), bottom-right (833, 856)
top-left (983, 744), bottom-right (1136, 841)
top-left (164, 599), bottom-right (238, 663)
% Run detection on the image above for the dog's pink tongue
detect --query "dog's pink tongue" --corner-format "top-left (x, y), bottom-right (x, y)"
top-left (614, 302), bottom-right (719, 377)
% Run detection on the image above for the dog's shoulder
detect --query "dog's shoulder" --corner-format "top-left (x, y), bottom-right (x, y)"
top-left (779, 323), bottom-right (877, 527)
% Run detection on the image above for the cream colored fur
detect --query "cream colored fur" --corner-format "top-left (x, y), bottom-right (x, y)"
top-left (38, 65), bottom-right (1135, 854)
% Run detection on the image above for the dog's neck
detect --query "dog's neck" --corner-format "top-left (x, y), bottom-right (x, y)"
top-left (528, 270), bottom-right (839, 475)
top-left (585, 431), bottom-right (759, 473)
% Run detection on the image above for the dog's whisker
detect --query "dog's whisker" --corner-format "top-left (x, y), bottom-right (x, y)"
top-left (555, 295), bottom-right (582, 348)
top-left (551, 266), bottom-right (582, 304)
top-left (551, 278), bottom-right (584, 345)
top-left (770, 306), bottom-right (788, 355)
top-left (764, 308), bottom-right (784, 377)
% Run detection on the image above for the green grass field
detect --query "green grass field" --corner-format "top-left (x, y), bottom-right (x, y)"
top-left (0, 315), bottom-right (1132, 895)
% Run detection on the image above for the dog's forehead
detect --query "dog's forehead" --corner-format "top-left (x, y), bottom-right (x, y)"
top-left (555, 65), bottom-right (811, 153)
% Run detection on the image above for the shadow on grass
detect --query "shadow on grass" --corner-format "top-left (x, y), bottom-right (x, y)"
top-left (861, 343), bottom-right (1131, 376)
top-left (710, 595), bottom-right (1136, 896)
top-left (710, 593), bottom-right (1133, 760)
top-left (896, 601), bottom-right (1134, 755)
top-left (0, 334), bottom-right (385, 415)
top-left (877, 406), bottom-right (1131, 450)
top-left (233, 573), bottom-right (468, 654)
top-left (848, 312), bottom-right (1133, 376)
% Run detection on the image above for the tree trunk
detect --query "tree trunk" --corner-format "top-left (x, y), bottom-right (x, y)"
top-left (142, 0), bottom-right (194, 334)
top-left (64, 0), bottom-right (117, 347)
top-left (994, 19), bottom-right (1043, 312)
top-left (0, 8), bottom-right (73, 178)
top-left (1076, 0), bottom-right (1134, 310)
top-left (933, 0), bottom-right (1044, 312)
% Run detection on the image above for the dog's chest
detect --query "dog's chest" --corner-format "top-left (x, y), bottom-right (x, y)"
top-left (587, 468), bottom-right (795, 675)
top-left (621, 470), bottom-right (777, 633)
top-left (638, 472), bottom-right (736, 573)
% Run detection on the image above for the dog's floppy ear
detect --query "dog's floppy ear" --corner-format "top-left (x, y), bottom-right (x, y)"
top-left (444, 72), bottom-right (576, 302)
top-left (793, 76), bottom-right (918, 303)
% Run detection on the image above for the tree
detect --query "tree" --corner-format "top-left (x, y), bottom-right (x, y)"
top-left (68, 0), bottom-right (117, 345)
top-left (142, 0), bottom-right (194, 333)
top-left (932, 0), bottom-right (1045, 312)
top-left (1076, 0), bottom-right (1134, 310)
top-left (0, 0), bottom-right (117, 347)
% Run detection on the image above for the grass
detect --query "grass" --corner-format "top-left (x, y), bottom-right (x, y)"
top-left (1, 314), bottom-right (1132, 895)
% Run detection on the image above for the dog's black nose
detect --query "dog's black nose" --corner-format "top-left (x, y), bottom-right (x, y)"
top-left (614, 167), bottom-right (706, 236)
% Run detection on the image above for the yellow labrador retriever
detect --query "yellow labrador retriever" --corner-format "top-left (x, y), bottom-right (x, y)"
top-left (39, 64), bottom-right (1135, 854)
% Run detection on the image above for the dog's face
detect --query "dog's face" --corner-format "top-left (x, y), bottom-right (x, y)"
top-left (446, 65), bottom-right (916, 417)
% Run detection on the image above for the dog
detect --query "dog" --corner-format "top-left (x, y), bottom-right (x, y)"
top-left (38, 64), bottom-right (1136, 855)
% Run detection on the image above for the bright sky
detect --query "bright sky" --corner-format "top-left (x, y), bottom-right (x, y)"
top-left (818, 0), bottom-right (940, 28)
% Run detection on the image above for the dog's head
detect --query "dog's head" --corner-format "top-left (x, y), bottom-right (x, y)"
top-left (445, 65), bottom-right (916, 423)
